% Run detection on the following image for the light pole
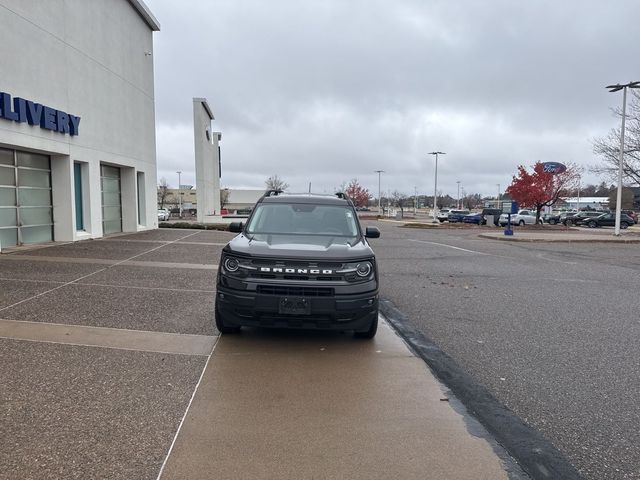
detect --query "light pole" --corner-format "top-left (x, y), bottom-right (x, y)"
top-left (606, 81), bottom-right (640, 235)
top-left (414, 186), bottom-right (418, 215)
top-left (576, 175), bottom-right (581, 211)
top-left (176, 171), bottom-right (182, 218)
top-left (496, 183), bottom-right (501, 210)
top-left (429, 151), bottom-right (445, 222)
top-left (374, 170), bottom-right (384, 216)
top-left (456, 181), bottom-right (461, 209)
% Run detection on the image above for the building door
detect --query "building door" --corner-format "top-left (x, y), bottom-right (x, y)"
top-left (101, 165), bottom-right (122, 234)
top-left (0, 148), bottom-right (53, 248)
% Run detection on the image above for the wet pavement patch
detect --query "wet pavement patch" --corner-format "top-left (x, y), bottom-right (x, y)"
top-left (0, 258), bottom-right (103, 283)
top-left (133, 243), bottom-right (221, 265)
top-left (0, 284), bottom-right (216, 335)
top-left (0, 280), bottom-right (55, 309)
top-left (76, 265), bottom-right (216, 291)
top-left (0, 338), bottom-right (206, 480)
top-left (12, 240), bottom-right (163, 261)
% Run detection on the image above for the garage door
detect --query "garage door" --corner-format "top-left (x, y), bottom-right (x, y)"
top-left (101, 165), bottom-right (122, 235)
top-left (0, 148), bottom-right (53, 248)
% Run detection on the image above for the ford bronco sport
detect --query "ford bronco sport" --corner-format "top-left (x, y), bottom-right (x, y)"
top-left (215, 191), bottom-right (381, 338)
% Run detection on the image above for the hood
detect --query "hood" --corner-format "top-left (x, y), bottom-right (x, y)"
top-left (225, 233), bottom-right (375, 260)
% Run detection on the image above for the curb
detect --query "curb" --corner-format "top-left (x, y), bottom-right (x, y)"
top-left (380, 298), bottom-right (583, 480)
top-left (477, 233), bottom-right (640, 243)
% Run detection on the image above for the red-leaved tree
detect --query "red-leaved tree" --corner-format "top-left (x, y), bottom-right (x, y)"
top-left (506, 162), bottom-right (581, 222)
top-left (345, 178), bottom-right (372, 207)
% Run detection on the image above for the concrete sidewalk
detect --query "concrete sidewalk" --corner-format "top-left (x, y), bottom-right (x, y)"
top-left (479, 229), bottom-right (640, 242)
top-left (158, 319), bottom-right (525, 480)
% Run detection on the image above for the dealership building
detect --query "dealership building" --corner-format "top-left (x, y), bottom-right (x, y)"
top-left (0, 0), bottom-right (160, 249)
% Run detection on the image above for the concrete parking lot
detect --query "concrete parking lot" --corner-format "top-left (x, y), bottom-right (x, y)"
top-left (0, 228), bottom-right (525, 480)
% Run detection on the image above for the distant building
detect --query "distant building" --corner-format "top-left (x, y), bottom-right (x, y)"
top-left (223, 189), bottom-right (264, 211)
top-left (561, 197), bottom-right (609, 210)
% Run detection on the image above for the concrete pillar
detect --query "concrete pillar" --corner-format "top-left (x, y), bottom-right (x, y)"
top-left (50, 155), bottom-right (74, 242)
top-left (193, 98), bottom-right (221, 223)
top-left (120, 166), bottom-right (137, 232)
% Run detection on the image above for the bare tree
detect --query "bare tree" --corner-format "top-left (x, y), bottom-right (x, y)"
top-left (220, 188), bottom-right (230, 209)
top-left (391, 190), bottom-right (408, 218)
top-left (592, 90), bottom-right (640, 185)
top-left (265, 174), bottom-right (289, 191)
top-left (157, 177), bottom-right (171, 209)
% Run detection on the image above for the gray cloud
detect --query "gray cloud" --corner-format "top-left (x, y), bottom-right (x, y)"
top-left (149, 0), bottom-right (640, 196)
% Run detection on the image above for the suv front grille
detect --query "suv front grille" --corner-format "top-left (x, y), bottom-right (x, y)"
top-left (257, 285), bottom-right (334, 297)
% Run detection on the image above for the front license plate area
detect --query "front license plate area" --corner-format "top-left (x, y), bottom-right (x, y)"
top-left (279, 297), bottom-right (311, 315)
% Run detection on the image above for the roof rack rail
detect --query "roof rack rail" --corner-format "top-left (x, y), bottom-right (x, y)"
top-left (264, 189), bottom-right (283, 197)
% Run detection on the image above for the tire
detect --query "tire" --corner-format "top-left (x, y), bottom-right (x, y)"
top-left (215, 305), bottom-right (241, 334)
top-left (588, 221), bottom-right (597, 228)
top-left (518, 220), bottom-right (525, 226)
top-left (549, 219), bottom-right (557, 225)
top-left (354, 311), bottom-right (378, 339)
top-left (565, 219), bottom-right (573, 227)
top-left (621, 222), bottom-right (629, 229)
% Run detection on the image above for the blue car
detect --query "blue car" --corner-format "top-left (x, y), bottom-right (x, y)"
top-left (447, 209), bottom-right (470, 222)
top-left (462, 212), bottom-right (486, 225)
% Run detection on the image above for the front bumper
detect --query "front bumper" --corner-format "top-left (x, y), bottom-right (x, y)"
top-left (216, 286), bottom-right (378, 332)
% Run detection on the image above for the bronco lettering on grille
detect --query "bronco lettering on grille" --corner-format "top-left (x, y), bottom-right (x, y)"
top-left (259, 267), bottom-right (333, 274)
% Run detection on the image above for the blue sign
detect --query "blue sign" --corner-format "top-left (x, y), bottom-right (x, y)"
top-left (0, 91), bottom-right (81, 136)
top-left (541, 162), bottom-right (566, 174)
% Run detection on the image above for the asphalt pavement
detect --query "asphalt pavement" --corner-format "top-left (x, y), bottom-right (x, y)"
top-left (370, 220), bottom-right (640, 480)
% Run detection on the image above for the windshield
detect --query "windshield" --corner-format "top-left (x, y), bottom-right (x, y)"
top-left (246, 203), bottom-right (360, 237)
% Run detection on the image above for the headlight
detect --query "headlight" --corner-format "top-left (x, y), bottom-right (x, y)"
top-left (356, 262), bottom-right (372, 277)
top-left (224, 257), bottom-right (239, 272)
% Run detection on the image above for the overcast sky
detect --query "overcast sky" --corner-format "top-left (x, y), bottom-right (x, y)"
top-left (146, 0), bottom-right (640, 199)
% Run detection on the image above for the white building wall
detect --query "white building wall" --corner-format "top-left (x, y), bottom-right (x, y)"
top-left (0, 0), bottom-right (159, 242)
top-left (193, 98), bottom-right (221, 222)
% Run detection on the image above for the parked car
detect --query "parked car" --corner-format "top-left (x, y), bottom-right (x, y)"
top-left (585, 213), bottom-right (634, 229)
top-left (563, 211), bottom-right (604, 226)
top-left (481, 208), bottom-right (502, 226)
top-left (157, 209), bottom-right (170, 221)
top-left (447, 209), bottom-right (470, 223)
top-left (462, 212), bottom-right (485, 225)
top-left (436, 209), bottom-right (452, 222)
top-left (542, 212), bottom-right (563, 224)
top-left (621, 210), bottom-right (638, 224)
top-left (499, 209), bottom-right (541, 226)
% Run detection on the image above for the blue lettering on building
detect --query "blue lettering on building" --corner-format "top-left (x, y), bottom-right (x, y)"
top-left (0, 91), bottom-right (81, 136)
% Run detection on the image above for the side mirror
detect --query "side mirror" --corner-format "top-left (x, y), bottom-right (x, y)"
top-left (229, 222), bottom-right (243, 233)
top-left (365, 227), bottom-right (380, 239)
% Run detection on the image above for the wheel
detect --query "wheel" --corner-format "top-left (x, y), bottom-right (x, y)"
top-left (621, 222), bottom-right (629, 229)
top-left (588, 221), bottom-right (597, 228)
top-left (215, 305), bottom-right (241, 334)
top-left (549, 219), bottom-right (557, 225)
top-left (518, 220), bottom-right (525, 226)
top-left (565, 219), bottom-right (573, 227)
top-left (354, 311), bottom-right (378, 339)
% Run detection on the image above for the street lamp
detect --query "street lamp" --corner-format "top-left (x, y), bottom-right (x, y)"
top-left (176, 170), bottom-right (182, 218)
top-left (496, 183), bottom-right (501, 210)
top-left (374, 170), bottom-right (384, 216)
top-left (606, 81), bottom-right (640, 235)
top-left (429, 151), bottom-right (446, 222)
top-left (456, 181), bottom-right (461, 209)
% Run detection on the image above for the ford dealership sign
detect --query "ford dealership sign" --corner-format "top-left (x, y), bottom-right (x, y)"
top-left (0, 91), bottom-right (81, 136)
top-left (542, 162), bottom-right (567, 174)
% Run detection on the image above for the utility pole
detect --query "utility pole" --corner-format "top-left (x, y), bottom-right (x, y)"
top-left (414, 186), bottom-right (418, 215)
top-left (456, 181), bottom-right (461, 209)
top-left (428, 152), bottom-right (446, 223)
top-left (496, 183), bottom-right (501, 210)
top-left (176, 170), bottom-right (182, 218)
top-left (374, 170), bottom-right (384, 216)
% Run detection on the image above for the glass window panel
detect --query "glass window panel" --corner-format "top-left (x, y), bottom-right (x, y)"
top-left (18, 188), bottom-right (51, 207)
top-left (103, 219), bottom-right (122, 234)
top-left (18, 169), bottom-right (50, 188)
top-left (0, 227), bottom-right (18, 248)
top-left (0, 149), bottom-right (14, 166)
top-left (0, 208), bottom-right (17, 227)
top-left (19, 207), bottom-right (52, 226)
top-left (101, 177), bottom-right (120, 193)
top-left (0, 187), bottom-right (16, 206)
top-left (102, 206), bottom-right (121, 221)
top-left (17, 152), bottom-right (50, 170)
top-left (101, 191), bottom-right (121, 206)
top-left (0, 166), bottom-right (16, 186)
top-left (101, 165), bottom-right (120, 178)
top-left (21, 225), bottom-right (52, 245)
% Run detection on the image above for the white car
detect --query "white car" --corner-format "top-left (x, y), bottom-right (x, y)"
top-left (499, 209), bottom-right (542, 226)
top-left (158, 209), bottom-right (170, 221)
top-left (436, 209), bottom-right (451, 222)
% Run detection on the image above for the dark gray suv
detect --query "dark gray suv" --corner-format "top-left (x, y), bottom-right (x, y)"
top-left (215, 191), bottom-right (381, 338)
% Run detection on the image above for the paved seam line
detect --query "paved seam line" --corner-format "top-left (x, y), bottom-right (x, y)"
top-left (0, 231), bottom-right (201, 314)
top-left (407, 238), bottom-right (492, 255)
top-left (0, 277), bottom-right (215, 293)
top-left (155, 336), bottom-right (221, 480)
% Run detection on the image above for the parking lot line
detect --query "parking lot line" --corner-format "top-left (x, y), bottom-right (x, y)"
top-left (0, 318), bottom-right (217, 356)
top-left (407, 238), bottom-right (492, 255)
